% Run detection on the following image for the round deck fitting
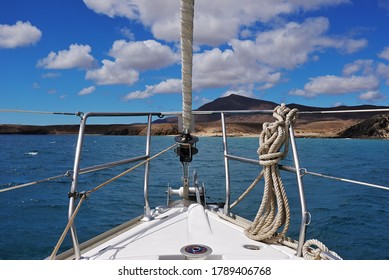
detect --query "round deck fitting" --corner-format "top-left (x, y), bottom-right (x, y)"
top-left (180, 244), bottom-right (212, 260)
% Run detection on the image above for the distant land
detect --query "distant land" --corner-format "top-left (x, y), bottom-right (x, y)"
top-left (1, 94), bottom-right (389, 138)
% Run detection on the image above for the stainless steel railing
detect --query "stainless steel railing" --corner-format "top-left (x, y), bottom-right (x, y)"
top-left (68, 112), bottom-right (161, 259)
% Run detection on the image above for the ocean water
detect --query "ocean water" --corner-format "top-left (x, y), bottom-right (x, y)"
top-left (0, 134), bottom-right (388, 260)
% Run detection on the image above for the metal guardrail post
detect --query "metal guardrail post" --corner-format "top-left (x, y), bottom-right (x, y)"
top-left (143, 114), bottom-right (153, 221)
top-left (289, 124), bottom-right (310, 257)
top-left (221, 113), bottom-right (231, 216)
top-left (68, 113), bottom-right (90, 259)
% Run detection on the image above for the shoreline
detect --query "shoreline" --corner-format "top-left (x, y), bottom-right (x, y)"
top-left (1, 123), bottom-right (388, 139)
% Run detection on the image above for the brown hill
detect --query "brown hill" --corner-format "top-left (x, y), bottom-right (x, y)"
top-left (339, 114), bottom-right (389, 138)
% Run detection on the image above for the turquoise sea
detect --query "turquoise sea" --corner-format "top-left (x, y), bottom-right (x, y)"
top-left (1, 134), bottom-right (389, 260)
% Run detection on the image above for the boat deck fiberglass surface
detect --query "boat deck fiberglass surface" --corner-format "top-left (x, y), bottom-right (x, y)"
top-left (56, 202), bottom-right (300, 260)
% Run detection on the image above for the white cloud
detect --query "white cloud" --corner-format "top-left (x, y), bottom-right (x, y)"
top-left (193, 48), bottom-right (282, 89)
top-left (82, 0), bottom-right (369, 102)
top-left (83, 0), bottom-right (139, 19)
top-left (86, 59), bottom-right (139, 85)
top-left (378, 46), bottom-right (389, 61)
top-left (194, 95), bottom-right (212, 106)
top-left (123, 79), bottom-right (181, 100)
top-left (109, 40), bottom-right (178, 71)
top-left (290, 75), bottom-right (379, 97)
top-left (83, 0), bottom-right (351, 46)
top-left (342, 60), bottom-right (374, 76)
top-left (119, 27), bottom-right (135, 40)
top-left (231, 17), bottom-right (366, 70)
top-left (123, 16), bottom-right (367, 100)
top-left (37, 44), bottom-right (96, 69)
top-left (86, 40), bottom-right (178, 85)
top-left (289, 0), bottom-right (350, 10)
top-left (78, 86), bottom-right (96, 96)
top-left (0, 21), bottom-right (42, 48)
top-left (358, 90), bottom-right (387, 102)
top-left (189, 17), bottom-right (364, 90)
top-left (377, 62), bottom-right (389, 85)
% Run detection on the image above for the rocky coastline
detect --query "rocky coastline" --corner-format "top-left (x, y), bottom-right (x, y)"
top-left (1, 95), bottom-right (388, 139)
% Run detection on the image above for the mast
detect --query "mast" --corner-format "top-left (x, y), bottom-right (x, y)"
top-left (175, 0), bottom-right (198, 200)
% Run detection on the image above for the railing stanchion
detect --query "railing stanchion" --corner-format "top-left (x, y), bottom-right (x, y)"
top-left (143, 114), bottom-right (153, 221)
top-left (221, 113), bottom-right (231, 216)
top-left (68, 113), bottom-right (90, 259)
top-left (289, 124), bottom-right (310, 257)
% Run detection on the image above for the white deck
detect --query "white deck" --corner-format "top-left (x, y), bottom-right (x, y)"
top-left (75, 202), bottom-right (302, 260)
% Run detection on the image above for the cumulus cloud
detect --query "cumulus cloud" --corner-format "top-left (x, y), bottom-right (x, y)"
top-left (123, 79), bottom-right (181, 100)
top-left (109, 40), bottom-right (178, 71)
top-left (358, 90), bottom-right (387, 102)
top-left (187, 17), bottom-right (364, 92)
top-left (290, 75), bottom-right (379, 97)
top-left (0, 21), bottom-right (42, 48)
top-left (119, 27), bottom-right (135, 40)
top-left (193, 48), bottom-right (281, 90)
top-left (83, 0), bottom-right (351, 46)
top-left (376, 62), bottom-right (389, 85)
top-left (86, 59), bottom-right (139, 85)
top-left (342, 60), bottom-right (374, 76)
top-left (231, 17), bottom-right (366, 70)
top-left (86, 40), bottom-right (178, 85)
top-left (118, 16), bottom-right (367, 100)
top-left (378, 46), bottom-right (389, 61)
top-left (82, 0), bottom-right (371, 102)
top-left (83, 0), bottom-right (139, 19)
top-left (289, 0), bottom-right (350, 10)
top-left (37, 44), bottom-right (96, 69)
top-left (78, 86), bottom-right (96, 96)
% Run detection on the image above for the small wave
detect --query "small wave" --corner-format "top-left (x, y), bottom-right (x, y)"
top-left (24, 151), bottom-right (39, 156)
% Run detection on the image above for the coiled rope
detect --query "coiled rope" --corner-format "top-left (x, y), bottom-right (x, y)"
top-left (220, 104), bottom-right (341, 259)
top-left (244, 104), bottom-right (298, 243)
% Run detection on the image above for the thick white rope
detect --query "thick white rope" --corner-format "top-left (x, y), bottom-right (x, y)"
top-left (218, 104), bottom-right (341, 259)
top-left (244, 104), bottom-right (298, 243)
top-left (180, 0), bottom-right (194, 133)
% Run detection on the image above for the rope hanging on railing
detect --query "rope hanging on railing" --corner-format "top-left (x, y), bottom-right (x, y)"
top-left (221, 104), bottom-right (342, 259)
top-left (180, 0), bottom-right (195, 133)
top-left (244, 104), bottom-right (298, 243)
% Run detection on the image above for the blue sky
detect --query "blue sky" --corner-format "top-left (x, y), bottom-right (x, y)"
top-left (1, 0), bottom-right (389, 124)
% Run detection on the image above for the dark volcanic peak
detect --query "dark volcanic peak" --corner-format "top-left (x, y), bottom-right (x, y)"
top-left (193, 94), bottom-right (278, 122)
top-left (196, 94), bottom-right (277, 111)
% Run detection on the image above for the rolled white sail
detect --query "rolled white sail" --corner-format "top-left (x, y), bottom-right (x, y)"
top-left (180, 0), bottom-right (195, 133)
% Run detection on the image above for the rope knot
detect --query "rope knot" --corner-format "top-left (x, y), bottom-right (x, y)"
top-left (258, 104), bottom-right (298, 167)
top-left (240, 104), bottom-right (299, 243)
